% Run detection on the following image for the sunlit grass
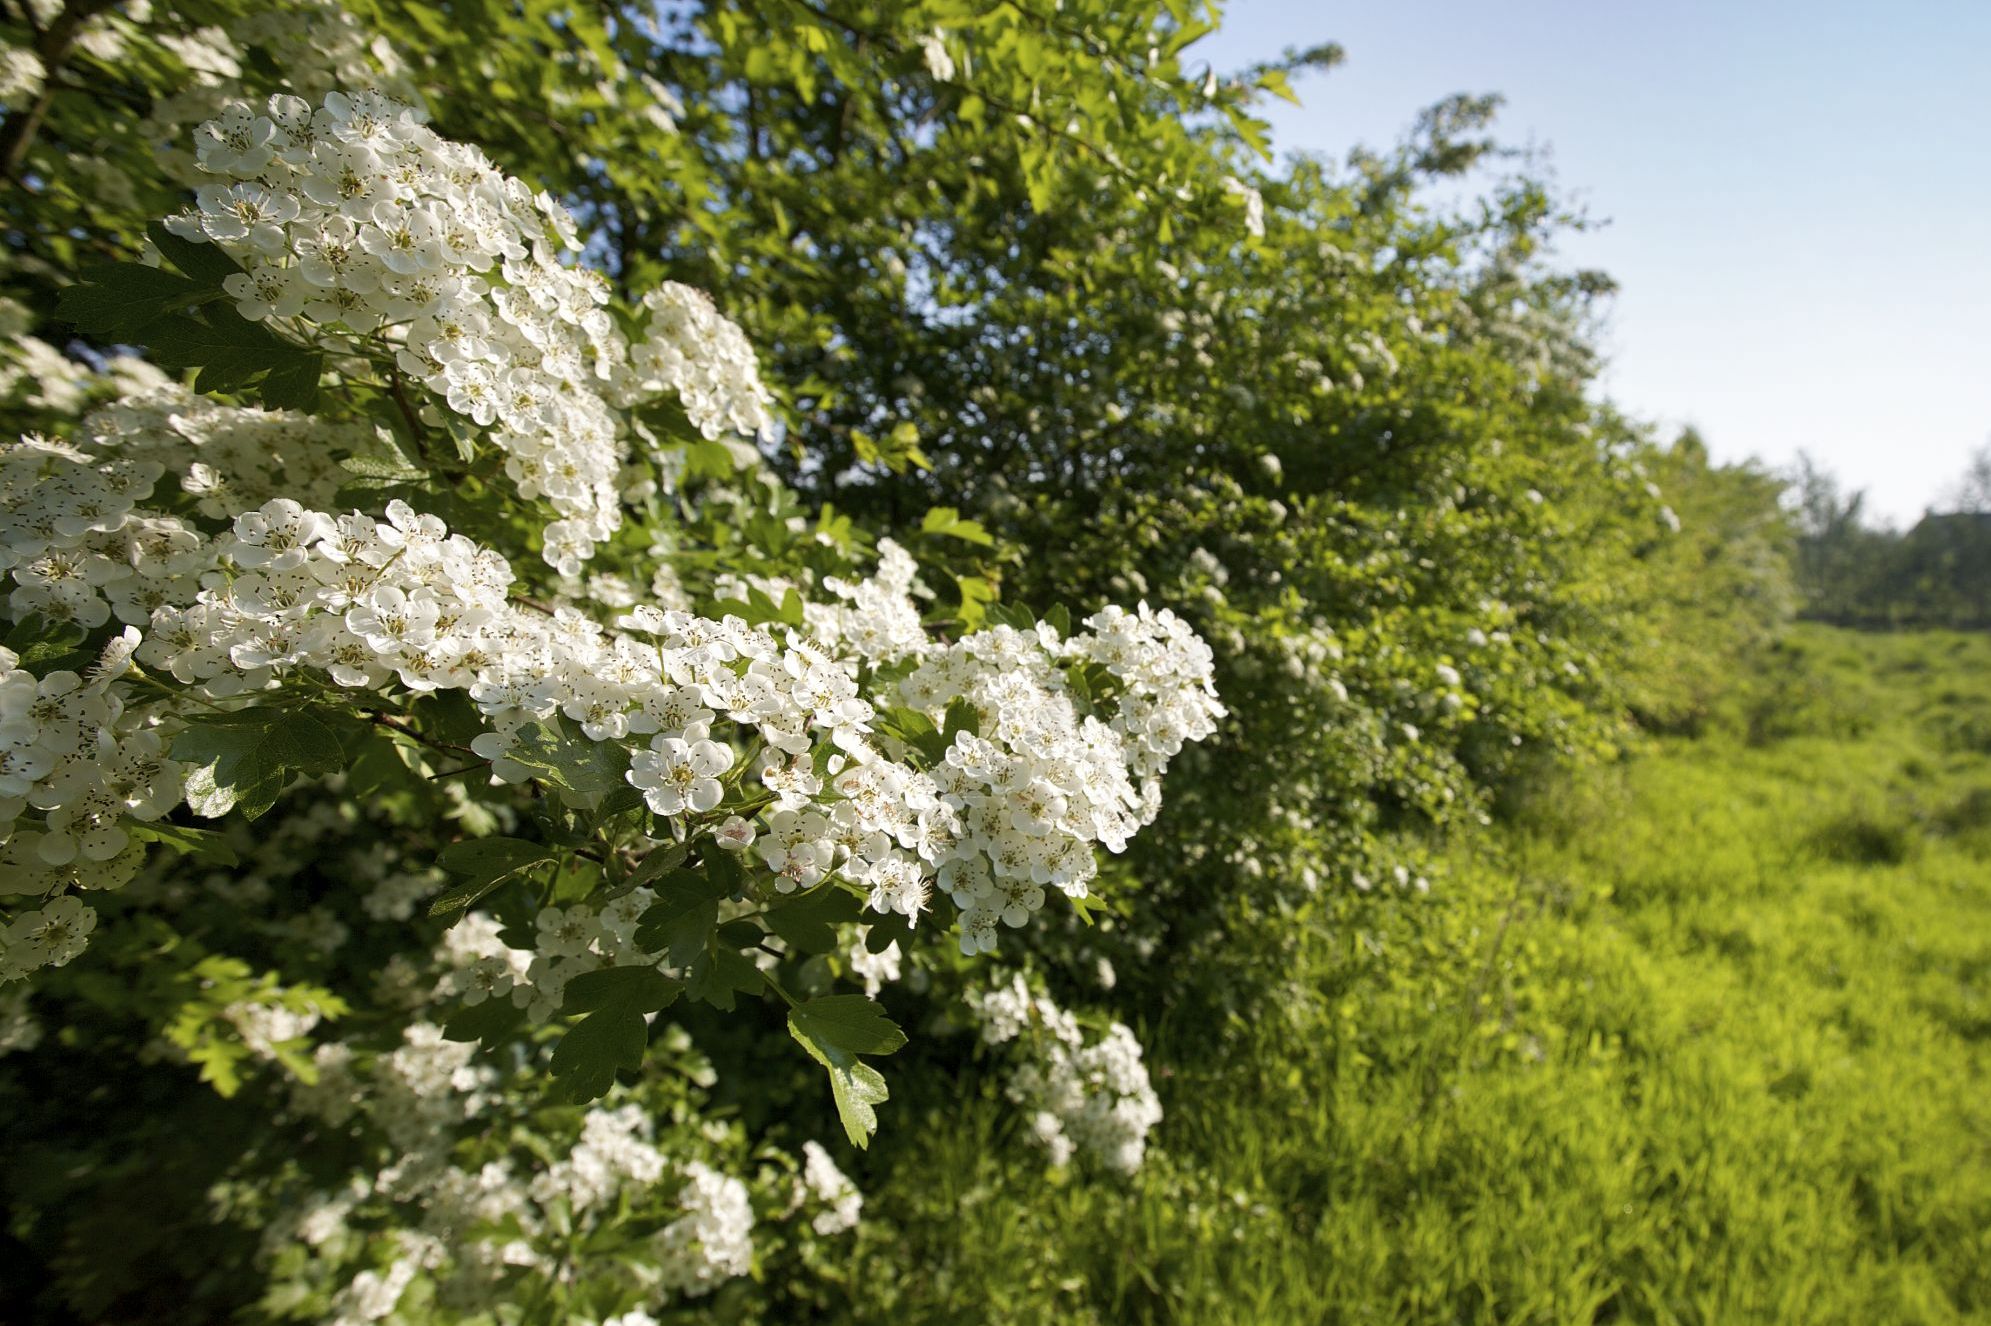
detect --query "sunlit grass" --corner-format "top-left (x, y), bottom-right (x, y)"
top-left (842, 626), bottom-right (1991, 1324)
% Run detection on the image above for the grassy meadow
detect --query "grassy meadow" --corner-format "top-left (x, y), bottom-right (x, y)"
top-left (842, 625), bottom-right (1991, 1324)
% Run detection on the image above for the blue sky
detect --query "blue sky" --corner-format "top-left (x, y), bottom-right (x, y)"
top-left (1198, 0), bottom-right (1991, 525)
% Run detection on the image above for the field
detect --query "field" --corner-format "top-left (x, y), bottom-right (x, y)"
top-left (845, 625), bottom-right (1991, 1324)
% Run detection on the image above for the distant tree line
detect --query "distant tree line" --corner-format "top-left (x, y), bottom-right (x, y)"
top-left (1790, 444), bottom-right (1991, 629)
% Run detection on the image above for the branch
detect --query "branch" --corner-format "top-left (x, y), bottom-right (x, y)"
top-left (0, 0), bottom-right (117, 181)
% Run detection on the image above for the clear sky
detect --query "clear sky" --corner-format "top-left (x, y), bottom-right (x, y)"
top-left (1198, 0), bottom-right (1991, 526)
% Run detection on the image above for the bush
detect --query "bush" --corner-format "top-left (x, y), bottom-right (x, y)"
top-left (0, 2), bottom-right (1798, 1322)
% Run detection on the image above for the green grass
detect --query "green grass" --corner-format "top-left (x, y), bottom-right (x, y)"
top-left (840, 627), bottom-right (1991, 1325)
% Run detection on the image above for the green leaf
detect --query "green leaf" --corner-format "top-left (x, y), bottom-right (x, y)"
top-left (789, 994), bottom-right (908, 1056)
top-left (789, 1014), bottom-right (893, 1149)
top-left (3, 613), bottom-right (92, 673)
top-left (170, 708), bottom-right (344, 821)
top-left (147, 220), bottom-right (243, 284)
top-left (865, 910), bottom-right (913, 954)
top-left (258, 353), bottom-right (323, 411)
top-left (410, 690), bottom-right (489, 747)
top-left (55, 262), bottom-right (206, 335)
top-left (952, 574), bottom-right (996, 629)
top-left (1258, 68), bottom-right (1302, 106)
top-left (561, 964), bottom-right (679, 1014)
top-left (506, 717), bottom-right (629, 807)
top-left (633, 867), bottom-right (725, 956)
top-left (438, 836), bottom-right (554, 878)
top-left (339, 449), bottom-right (428, 483)
top-left (129, 821), bottom-right (240, 867)
top-left (443, 997), bottom-right (525, 1046)
top-left (764, 885), bottom-right (864, 954)
top-left (430, 836), bottom-right (556, 916)
top-left (344, 733), bottom-right (416, 800)
top-left (710, 585), bottom-right (805, 629)
top-left (684, 945), bottom-right (762, 1010)
top-left (547, 966), bottom-right (680, 1104)
top-left (941, 698), bottom-right (981, 743)
top-left (878, 706), bottom-right (951, 765)
top-left (132, 306), bottom-right (322, 411)
top-left (604, 839), bottom-right (688, 901)
top-left (589, 784), bottom-right (647, 823)
top-left (984, 601), bottom-right (1038, 632)
top-left (548, 1003), bottom-right (650, 1104)
top-left (920, 505), bottom-right (995, 546)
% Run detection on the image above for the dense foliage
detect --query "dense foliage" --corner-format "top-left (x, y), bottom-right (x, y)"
top-left (1, 2), bottom-right (1801, 1322)
top-left (1790, 447), bottom-right (1991, 630)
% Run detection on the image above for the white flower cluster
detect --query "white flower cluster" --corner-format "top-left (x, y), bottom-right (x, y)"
top-left (0, 296), bottom-right (110, 416)
top-left (170, 90), bottom-right (771, 572)
top-left (223, 996), bottom-right (325, 1060)
top-left (0, 892), bottom-right (97, 983)
top-left (0, 47), bottom-right (42, 112)
top-left (806, 538), bottom-right (931, 663)
top-left (81, 380), bottom-right (363, 518)
top-left (970, 974), bottom-right (1163, 1175)
top-left (844, 925), bottom-right (903, 997)
top-left (653, 1161), bottom-right (756, 1298)
top-left (0, 404), bottom-right (1218, 977)
top-left (895, 604), bottom-right (1223, 953)
top-left (799, 1140), bottom-right (863, 1236)
top-left (0, 629), bottom-right (158, 980)
top-left (918, 30), bottom-right (956, 83)
top-left (143, 0), bottom-right (417, 186)
top-left (271, 1012), bottom-right (764, 1317)
top-left (617, 283), bottom-right (775, 442)
top-left (530, 1104), bottom-right (667, 1213)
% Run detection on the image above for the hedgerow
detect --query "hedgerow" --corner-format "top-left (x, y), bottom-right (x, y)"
top-left (0, 2), bottom-right (1791, 1321)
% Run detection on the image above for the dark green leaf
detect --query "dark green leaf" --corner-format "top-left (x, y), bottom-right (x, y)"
top-left (257, 353), bottom-right (322, 411)
top-left (133, 306), bottom-right (321, 410)
top-left (410, 690), bottom-right (488, 747)
top-left (685, 945), bottom-right (762, 1010)
top-left (55, 262), bottom-right (205, 335)
top-left (790, 994), bottom-right (908, 1056)
top-left (443, 997), bottom-right (525, 1046)
top-left (4, 614), bottom-right (92, 673)
top-left (544, 967), bottom-right (681, 1104)
top-left (603, 839), bottom-right (687, 902)
top-left (865, 910), bottom-right (913, 954)
top-left (942, 698), bottom-right (981, 743)
top-left (344, 734), bottom-right (416, 799)
top-left (430, 836), bottom-right (556, 916)
top-left (561, 965), bottom-right (680, 1015)
top-left (148, 220), bottom-right (243, 284)
top-left (170, 708), bottom-right (343, 821)
top-left (129, 821), bottom-right (240, 867)
top-left (437, 836), bottom-right (555, 878)
top-left (765, 886), bottom-right (864, 954)
top-left (548, 1004), bottom-right (650, 1104)
top-left (634, 892), bottom-right (718, 967)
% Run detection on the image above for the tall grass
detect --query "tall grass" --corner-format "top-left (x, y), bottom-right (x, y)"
top-left (838, 627), bottom-right (1991, 1324)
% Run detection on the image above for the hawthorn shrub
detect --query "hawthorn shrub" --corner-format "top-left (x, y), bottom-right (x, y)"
top-left (0, 2), bottom-right (1789, 1322)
